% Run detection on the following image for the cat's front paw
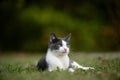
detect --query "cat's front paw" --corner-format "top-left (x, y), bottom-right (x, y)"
top-left (68, 68), bottom-right (75, 72)
top-left (82, 67), bottom-right (95, 70)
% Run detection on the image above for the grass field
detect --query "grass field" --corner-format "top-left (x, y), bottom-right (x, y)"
top-left (0, 52), bottom-right (120, 80)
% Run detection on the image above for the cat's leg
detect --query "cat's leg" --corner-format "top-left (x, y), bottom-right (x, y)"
top-left (70, 61), bottom-right (94, 71)
top-left (48, 64), bottom-right (64, 72)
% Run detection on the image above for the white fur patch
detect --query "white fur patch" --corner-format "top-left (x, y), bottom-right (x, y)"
top-left (46, 49), bottom-right (69, 71)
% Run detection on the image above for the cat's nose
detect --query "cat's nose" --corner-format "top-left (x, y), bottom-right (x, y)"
top-left (64, 48), bottom-right (67, 53)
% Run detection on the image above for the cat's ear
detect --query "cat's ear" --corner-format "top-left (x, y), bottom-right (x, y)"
top-left (50, 33), bottom-right (57, 42)
top-left (64, 33), bottom-right (71, 42)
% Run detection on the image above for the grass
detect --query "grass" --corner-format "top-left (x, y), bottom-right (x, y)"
top-left (0, 52), bottom-right (120, 80)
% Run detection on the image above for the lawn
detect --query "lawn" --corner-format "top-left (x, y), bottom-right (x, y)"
top-left (0, 52), bottom-right (120, 80)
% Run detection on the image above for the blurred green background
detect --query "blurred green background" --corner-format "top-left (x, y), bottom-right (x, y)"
top-left (0, 0), bottom-right (120, 52)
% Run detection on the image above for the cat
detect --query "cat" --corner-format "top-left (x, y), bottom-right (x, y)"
top-left (37, 33), bottom-right (94, 72)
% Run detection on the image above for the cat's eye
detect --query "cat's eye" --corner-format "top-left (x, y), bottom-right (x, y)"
top-left (54, 45), bottom-right (59, 49)
top-left (66, 43), bottom-right (69, 45)
top-left (67, 44), bottom-right (70, 47)
top-left (54, 44), bottom-right (62, 49)
top-left (58, 43), bottom-right (62, 46)
top-left (58, 44), bottom-right (62, 47)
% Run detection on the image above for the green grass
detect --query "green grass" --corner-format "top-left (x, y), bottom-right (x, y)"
top-left (0, 53), bottom-right (120, 80)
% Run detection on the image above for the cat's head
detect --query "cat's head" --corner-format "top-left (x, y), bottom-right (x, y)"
top-left (48, 33), bottom-right (71, 56)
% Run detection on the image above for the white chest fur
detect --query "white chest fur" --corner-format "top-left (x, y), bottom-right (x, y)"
top-left (46, 49), bottom-right (69, 71)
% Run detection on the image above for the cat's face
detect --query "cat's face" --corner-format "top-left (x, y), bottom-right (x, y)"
top-left (49, 33), bottom-right (71, 56)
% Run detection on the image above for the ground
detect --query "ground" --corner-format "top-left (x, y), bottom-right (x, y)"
top-left (0, 52), bottom-right (120, 80)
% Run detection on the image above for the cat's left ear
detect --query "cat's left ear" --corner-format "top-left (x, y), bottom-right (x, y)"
top-left (50, 32), bottom-right (57, 42)
top-left (64, 33), bottom-right (71, 42)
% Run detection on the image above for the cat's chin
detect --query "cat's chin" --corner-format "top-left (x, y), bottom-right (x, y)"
top-left (59, 53), bottom-right (68, 56)
top-left (61, 52), bottom-right (69, 55)
top-left (62, 51), bottom-right (68, 54)
top-left (55, 51), bottom-right (69, 56)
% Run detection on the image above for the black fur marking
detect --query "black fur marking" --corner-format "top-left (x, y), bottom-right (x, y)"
top-left (37, 56), bottom-right (48, 71)
top-left (69, 60), bottom-right (74, 68)
top-left (49, 39), bottom-right (63, 51)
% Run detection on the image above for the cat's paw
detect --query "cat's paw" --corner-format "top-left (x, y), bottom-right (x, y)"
top-left (82, 67), bottom-right (95, 70)
top-left (68, 68), bottom-right (75, 72)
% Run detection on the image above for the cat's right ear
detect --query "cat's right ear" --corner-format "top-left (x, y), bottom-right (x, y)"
top-left (50, 33), bottom-right (57, 42)
top-left (64, 33), bottom-right (71, 42)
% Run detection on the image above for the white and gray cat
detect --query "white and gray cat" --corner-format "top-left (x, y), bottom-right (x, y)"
top-left (37, 33), bottom-right (94, 72)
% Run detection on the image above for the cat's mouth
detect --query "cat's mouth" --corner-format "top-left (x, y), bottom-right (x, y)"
top-left (62, 51), bottom-right (67, 53)
top-left (62, 49), bottom-right (68, 53)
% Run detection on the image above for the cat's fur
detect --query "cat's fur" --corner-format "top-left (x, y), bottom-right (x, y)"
top-left (37, 33), bottom-right (94, 72)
